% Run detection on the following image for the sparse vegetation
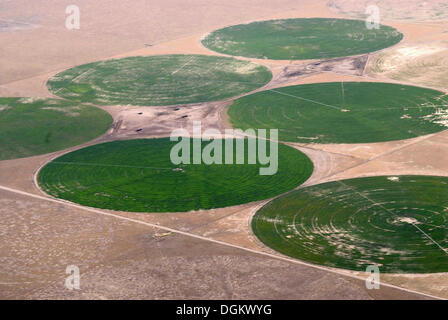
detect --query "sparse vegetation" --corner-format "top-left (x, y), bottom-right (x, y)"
top-left (367, 42), bottom-right (448, 90)
top-left (328, 0), bottom-right (448, 22)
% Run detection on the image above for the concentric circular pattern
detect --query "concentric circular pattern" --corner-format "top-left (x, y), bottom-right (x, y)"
top-left (202, 18), bottom-right (403, 60)
top-left (47, 55), bottom-right (272, 106)
top-left (38, 138), bottom-right (313, 212)
top-left (368, 41), bottom-right (448, 90)
top-left (228, 82), bottom-right (448, 144)
top-left (328, 0), bottom-right (448, 22)
top-left (0, 97), bottom-right (112, 160)
top-left (252, 176), bottom-right (448, 273)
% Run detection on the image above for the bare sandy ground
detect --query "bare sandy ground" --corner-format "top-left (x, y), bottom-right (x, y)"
top-left (353, 3), bottom-right (448, 90)
top-left (0, 0), bottom-right (331, 88)
top-left (1, 0), bottom-right (448, 299)
top-left (328, 0), bottom-right (448, 22)
top-left (367, 40), bottom-right (448, 91)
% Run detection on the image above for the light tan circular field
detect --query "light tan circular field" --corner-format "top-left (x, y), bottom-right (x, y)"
top-left (367, 41), bottom-right (448, 90)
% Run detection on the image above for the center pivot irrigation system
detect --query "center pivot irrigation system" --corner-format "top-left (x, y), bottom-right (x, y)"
top-left (3, 18), bottom-right (447, 276)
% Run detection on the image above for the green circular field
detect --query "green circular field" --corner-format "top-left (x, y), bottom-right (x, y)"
top-left (0, 97), bottom-right (112, 161)
top-left (202, 18), bottom-right (403, 60)
top-left (47, 55), bottom-right (272, 106)
top-left (252, 176), bottom-right (448, 274)
top-left (38, 138), bottom-right (313, 212)
top-left (228, 82), bottom-right (448, 144)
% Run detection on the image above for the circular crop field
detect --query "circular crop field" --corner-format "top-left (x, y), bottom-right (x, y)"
top-left (0, 97), bottom-right (112, 161)
top-left (202, 18), bottom-right (403, 60)
top-left (38, 138), bottom-right (313, 212)
top-left (47, 54), bottom-right (272, 106)
top-left (252, 176), bottom-right (448, 273)
top-left (228, 82), bottom-right (448, 144)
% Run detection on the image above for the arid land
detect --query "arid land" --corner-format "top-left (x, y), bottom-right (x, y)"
top-left (1, 0), bottom-right (448, 299)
